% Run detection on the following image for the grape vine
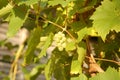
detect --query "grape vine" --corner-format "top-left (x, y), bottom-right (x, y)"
top-left (0, 0), bottom-right (120, 80)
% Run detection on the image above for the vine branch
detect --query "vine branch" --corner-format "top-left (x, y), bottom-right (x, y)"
top-left (86, 56), bottom-right (120, 66)
top-left (9, 44), bottom-right (24, 80)
top-left (41, 17), bottom-right (76, 40)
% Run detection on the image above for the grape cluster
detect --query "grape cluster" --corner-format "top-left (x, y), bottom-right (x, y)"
top-left (53, 31), bottom-right (66, 51)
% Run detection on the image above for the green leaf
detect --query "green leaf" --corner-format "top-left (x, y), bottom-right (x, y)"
top-left (70, 45), bottom-right (86, 75)
top-left (71, 74), bottom-right (87, 80)
top-left (65, 41), bottom-right (76, 51)
top-left (45, 59), bottom-right (53, 80)
top-left (79, 74), bottom-right (87, 80)
top-left (90, 0), bottom-right (120, 41)
top-left (30, 64), bottom-right (45, 80)
top-left (77, 46), bottom-right (86, 74)
top-left (22, 67), bottom-right (30, 80)
top-left (48, 0), bottom-right (74, 7)
top-left (90, 67), bottom-right (120, 80)
top-left (15, 0), bottom-right (40, 5)
top-left (71, 76), bottom-right (80, 80)
top-left (77, 27), bottom-right (88, 42)
top-left (38, 33), bottom-right (53, 59)
top-left (70, 59), bottom-right (81, 74)
top-left (54, 63), bottom-right (66, 80)
top-left (23, 27), bottom-right (41, 66)
top-left (0, 0), bottom-right (8, 9)
top-left (0, 4), bottom-right (13, 17)
top-left (7, 5), bottom-right (28, 37)
top-left (77, 27), bottom-right (97, 42)
top-left (70, 21), bottom-right (86, 32)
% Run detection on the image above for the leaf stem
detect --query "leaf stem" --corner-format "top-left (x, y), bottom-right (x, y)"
top-left (95, 57), bottom-right (120, 65)
top-left (35, 1), bottom-right (41, 29)
top-left (41, 17), bottom-right (76, 40)
top-left (86, 56), bottom-right (120, 65)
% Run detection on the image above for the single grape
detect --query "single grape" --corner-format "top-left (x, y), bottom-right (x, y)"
top-left (58, 46), bottom-right (63, 51)
top-left (62, 42), bottom-right (66, 48)
top-left (57, 43), bottom-right (61, 47)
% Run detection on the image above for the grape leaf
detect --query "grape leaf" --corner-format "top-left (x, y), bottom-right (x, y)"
top-left (79, 74), bottom-right (87, 80)
top-left (65, 41), bottom-right (76, 51)
top-left (77, 27), bottom-right (88, 42)
top-left (7, 5), bottom-right (28, 37)
top-left (70, 59), bottom-right (81, 74)
top-left (71, 74), bottom-right (87, 80)
top-left (15, 0), bottom-right (40, 5)
top-left (77, 46), bottom-right (86, 74)
top-left (0, 4), bottom-right (13, 17)
top-left (0, 0), bottom-right (9, 9)
top-left (54, 62), bottom-right (66, 80)
top-left (37, 33), bottom-right (53, 59)
top-left (90, 0), bottom-right (120, 41)
top-left (23, 27), bottom-right (41, 66)
top-left (90, 67), bottom-right (120, 80)
top-left (30, 64), bottom-right (45, 80)
top-left (45, 59), bottom-right (54, 80)
top-left (71, 76), bottom-right (80, 80)
top-left (48, 0), bottom-right (74, 7)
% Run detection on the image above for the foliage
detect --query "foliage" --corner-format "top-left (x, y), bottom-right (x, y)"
top-left (0, 0), bottom-right (120, 80)
top-left (89, 67), bottom-right (120, 80)
top-left (90, 0), bottom-right (120, 41)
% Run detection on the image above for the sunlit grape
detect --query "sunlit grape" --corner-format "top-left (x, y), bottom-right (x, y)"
top-left (57, 43), bottom-right (61, 47)
top-left (62, 42), bottom-right (66, 48)
top-left (58, 46), bottom-right (64, 51)
top-left (53, 31), bottom-right (67, 51)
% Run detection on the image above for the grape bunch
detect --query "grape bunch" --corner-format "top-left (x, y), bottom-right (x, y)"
top-left (53, 31), bottom-right (66, 51)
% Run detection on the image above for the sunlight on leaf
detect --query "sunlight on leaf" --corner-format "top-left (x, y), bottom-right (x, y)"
top-left (7, 5), bottom-right (28, 37)
top-left (38, 33), bottom-right (53, 59)
top-left (71, 59), bottom-right (81, 74)
top-left (45, 59), bottom-right (53, 80)
top-left (90, 67), bottom-right (120, 80)
top-left (48, 0), bottom-right (74, 7)
top-left (17, 0), bottom-right (40, 5)
top-left (77, 46), bottom-right (86, 74)
top-left (91, 0), bottom-right (120, 41)
top-left (0, 4), bottom-right (13, 17)
top-left (23, 27), bottom-right (41, 66)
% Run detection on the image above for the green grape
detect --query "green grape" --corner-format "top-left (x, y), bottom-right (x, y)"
top-left (58, 31), bottom-right (63, 35)
top-left (57, 43), bottom-right (61, 47)
top-left (53, 31), bottom-right (67, 51)
top-left (62, 42), bottom-right (66, 48)
top-left (55, 38), bottom-right (60, 43)
top-left (62, 37), bottom-right (66, 41)
top-left (58, 46), bottom-right (64, 51)
top-left (60, 39), bottom-right (64, 43)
